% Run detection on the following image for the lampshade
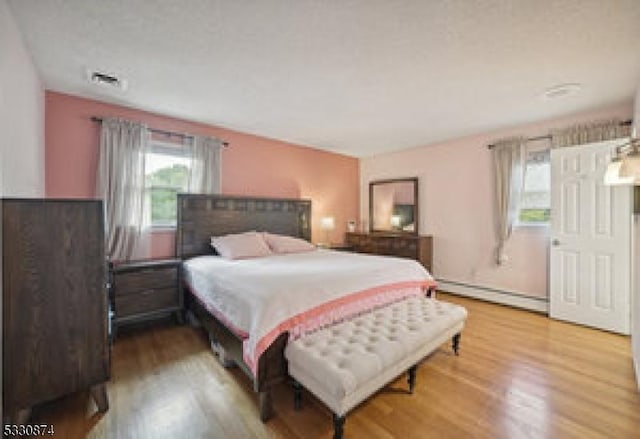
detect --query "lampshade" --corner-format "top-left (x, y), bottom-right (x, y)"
top-left (390, 215), bottom-right (401, 228)
top-left (604, 159), bottom-right (635, 186)
top-left (604, 154), bottom-right (640, 186)
top-left (320, 216), bottom-right (335, 230)
top-left (621, 153), bottom-right (640, 180)
top-left (604, 139), bottom-right (640, 186)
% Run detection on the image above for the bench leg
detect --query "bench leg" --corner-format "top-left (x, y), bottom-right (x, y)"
top-left (259, 390), bottom-right (274, 422)
top-left (293, 380), bottom-right (303, 410)
top-left (452, 333), bottom-right (461, 356)
top-left (408, 365), bottom-right (418, 394)
top-left (333, 414), bottom-right (346, 439)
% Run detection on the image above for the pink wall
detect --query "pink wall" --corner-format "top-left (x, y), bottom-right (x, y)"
top-left (361, 101), bottom-right (634, 300)
top-left (45, 91), bottom-right (359, 257)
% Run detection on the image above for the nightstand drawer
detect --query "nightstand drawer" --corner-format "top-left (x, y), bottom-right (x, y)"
top-left (115, 287), bottom-right (179, 318)
top-left (115, 267), bottom-right (177, 296)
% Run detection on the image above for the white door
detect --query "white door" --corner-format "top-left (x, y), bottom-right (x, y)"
top-left (550, 139), bottom-right (632, 334)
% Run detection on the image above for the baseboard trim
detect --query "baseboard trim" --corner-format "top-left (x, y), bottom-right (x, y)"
top-left (635, 358), bottom-right (640, 392)
top-left (436, 278), bottom-right (549, 314)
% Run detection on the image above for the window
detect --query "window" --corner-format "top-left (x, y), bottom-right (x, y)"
top-left (145, 141), bottom-right (191, 228)
top-left (519, 149), bottom-right (550, 224)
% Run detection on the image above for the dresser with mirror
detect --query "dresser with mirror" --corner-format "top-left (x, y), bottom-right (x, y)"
top-left (347, 178), bottom-right (433, 273)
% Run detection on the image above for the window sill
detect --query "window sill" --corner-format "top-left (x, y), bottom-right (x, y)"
top-left (150, 225), bottom-right (177, 233)
top-left (515, 222), bottom-right (550, 229)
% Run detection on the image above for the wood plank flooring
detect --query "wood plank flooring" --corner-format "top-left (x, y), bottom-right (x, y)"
top-left (28, 293), bottom-right (640, 438)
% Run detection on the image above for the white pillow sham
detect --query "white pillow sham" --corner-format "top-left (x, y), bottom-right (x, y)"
top-left (210, 231), bottom-right (272, 260)
top-left (262, 232), bottom-right (316, 254)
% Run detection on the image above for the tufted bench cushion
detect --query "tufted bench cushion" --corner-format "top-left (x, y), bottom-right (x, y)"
top-left (285, 296), bottom-right (467, 422)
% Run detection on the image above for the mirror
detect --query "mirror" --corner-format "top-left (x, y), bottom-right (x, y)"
top-left (369, 178), bottom-right (418, 235)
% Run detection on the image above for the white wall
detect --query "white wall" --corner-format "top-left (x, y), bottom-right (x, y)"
top-left (633, 86), bottom-right (640, 390)
top-left (633, 217), bottom-right (640, 390)
top-left (361, 102), bottom-right (633, 310)
top-left (0, 0), bottom-right (45, 420)
top-left (0, 0), bottom-right (45, 197)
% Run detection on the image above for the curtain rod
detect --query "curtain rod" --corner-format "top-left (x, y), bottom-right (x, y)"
top-left (90, 116), bottom-right (229, 147)
top-left (486, 119), bottom-right (633, 150)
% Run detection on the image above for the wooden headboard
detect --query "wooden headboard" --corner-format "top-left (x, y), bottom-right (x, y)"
top-left (176, 194), bottom-right (312, 259)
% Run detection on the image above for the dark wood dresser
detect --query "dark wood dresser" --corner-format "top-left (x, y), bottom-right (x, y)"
top-left (109, 258), bottom-right (182, 336)
top-left (2, 199), bottom-right (109, 423)
top-left (345, 232), bottom-right (433, 273)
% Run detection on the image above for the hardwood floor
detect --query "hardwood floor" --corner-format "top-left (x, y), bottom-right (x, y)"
top-left (28, 293), bottom-right (640, 438)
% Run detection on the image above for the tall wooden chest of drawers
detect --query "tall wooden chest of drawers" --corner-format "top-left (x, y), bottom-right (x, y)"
top-left (2, 199), bottom-right (109, 423)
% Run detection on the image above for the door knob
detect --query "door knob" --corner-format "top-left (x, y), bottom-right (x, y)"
top-left (552, 239), bottom-right (560, 246)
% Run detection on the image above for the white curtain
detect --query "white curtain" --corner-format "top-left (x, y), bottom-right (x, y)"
top-left (189, 135), bottom-right (223, 193)
top-left (551, 119), bottom-right (631, 148)
top-left (96, 118), bottom-right (149, 261)
top-left (492, 137), bottom-right (527, 265)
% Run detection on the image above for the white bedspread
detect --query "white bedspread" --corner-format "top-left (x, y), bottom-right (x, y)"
top-left (183, 249), bottom-right (436, 375)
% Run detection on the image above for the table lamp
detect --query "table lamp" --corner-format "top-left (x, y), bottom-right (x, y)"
top-left (320, 216), bottom-right (335, 246)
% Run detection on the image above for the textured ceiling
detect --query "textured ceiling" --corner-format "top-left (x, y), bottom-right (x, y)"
top-left (9, 0), bottom-right (640, 157)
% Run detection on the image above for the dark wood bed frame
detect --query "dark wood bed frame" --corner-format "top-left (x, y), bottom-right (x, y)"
top-left (176, 194), bottom-right (312, 421)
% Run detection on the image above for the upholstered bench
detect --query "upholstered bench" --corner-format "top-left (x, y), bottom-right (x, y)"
top-left (284, 296), bottom-right (468, 439)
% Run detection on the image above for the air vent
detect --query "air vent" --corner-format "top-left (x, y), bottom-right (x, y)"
top-left (86, 69), bottom-right (127, 91)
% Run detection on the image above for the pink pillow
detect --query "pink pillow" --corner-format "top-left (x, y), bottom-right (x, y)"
top-left (263, 232), bottom-right (316, 254)
top-left (210, 231), bottom-right (272, 260)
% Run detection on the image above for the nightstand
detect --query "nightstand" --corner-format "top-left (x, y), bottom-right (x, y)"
top-left (109, 258), bottom-right (183, 337)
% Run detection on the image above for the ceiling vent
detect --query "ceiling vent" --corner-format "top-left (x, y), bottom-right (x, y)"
top-left (86, 69), bottom-right (127, 91)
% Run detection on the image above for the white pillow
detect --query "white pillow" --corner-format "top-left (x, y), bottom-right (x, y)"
top-left (210, 231), bottom-right (272, 260)
top-left (263, 232), bottom-right (316, 254)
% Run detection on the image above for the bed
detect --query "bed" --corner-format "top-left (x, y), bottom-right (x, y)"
top-left (176, 194), bottom-right (436, 421)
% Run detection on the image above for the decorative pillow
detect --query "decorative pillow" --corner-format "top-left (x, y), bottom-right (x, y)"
top-left (210, 231), bottom-right (272, 260)
top-left (263, 232), bottom-right (316, 254)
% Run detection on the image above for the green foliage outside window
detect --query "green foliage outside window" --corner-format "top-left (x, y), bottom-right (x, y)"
top-left (519, 208), bottom-right (550, 223)
top-left (147, 164), bottom-right (189, 226)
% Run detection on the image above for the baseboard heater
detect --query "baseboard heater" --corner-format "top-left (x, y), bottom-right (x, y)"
top-left (436, 278), bottom-right (549, 314)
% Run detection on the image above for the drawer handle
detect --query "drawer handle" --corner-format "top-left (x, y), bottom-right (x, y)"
top-left (140, 289), bottom-right (156, 296)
